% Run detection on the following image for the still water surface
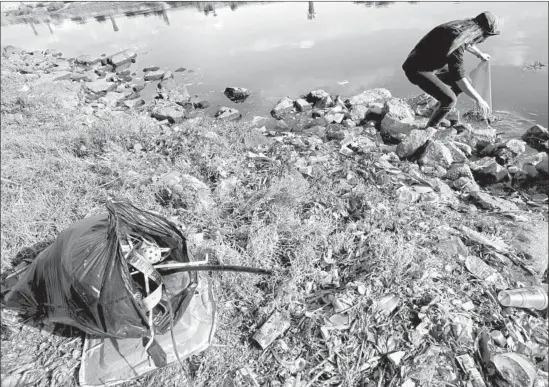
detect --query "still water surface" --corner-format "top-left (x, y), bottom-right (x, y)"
top-left (2, 2), bottom-right (548, 135)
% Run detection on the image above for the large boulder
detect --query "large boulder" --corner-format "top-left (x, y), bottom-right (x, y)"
top-left (470, 157), bottom-right (510, 184)
top-left (507, 216), bottom-right (548, 275)
top-left (432, 128), bottom-right (457, 142)
top-left (216, 107), bottom-right (241, 121)
top-left (271, 97), bottom-right (294, 119)
top-left (346, 88), bottom-right (392, 106)
top-left (396, 128), bottom-right (436, 159)
top-left (418, 140), bottom-right (453, 169)
top-left (157, 78), bottom-right (190, 103)
top-left (106, 49), bottom-right (137, 69)
top-left (306, 90), bottom-right (329, 105)
top-left (380, 117), bottom-right (414, 143)
top-left (382, 98), bottom-right (415, 124)
top-left (521, 124), bottom-right (549, 153)
top-left (224, 87), bottom-right (251, 103)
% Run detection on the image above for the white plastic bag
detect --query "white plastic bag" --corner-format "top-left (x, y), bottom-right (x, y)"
top-left (469, 61), bottom-right (492, 111)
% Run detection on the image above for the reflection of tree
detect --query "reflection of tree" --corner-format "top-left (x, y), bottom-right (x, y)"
top-left (229, 2), bottom-right (239, 11)
top-left (308, 1), bottom-right (315, 20)
top-left (29, 20), bottom-right (38, 36)
top-left (70, 16), bottom-right (86, 24)
top-left (94, 15), bottom-right (108, 23)
top-left (109, 15), bottom-right (119, 32)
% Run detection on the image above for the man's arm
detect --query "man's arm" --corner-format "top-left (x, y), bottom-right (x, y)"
top-left (466, 44), bottom-right (490, 61)
top-left (456, 78), bottom-right (491, 116)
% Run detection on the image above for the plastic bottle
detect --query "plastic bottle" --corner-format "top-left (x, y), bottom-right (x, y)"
top-left (497, 284), bottom-right (548, 310)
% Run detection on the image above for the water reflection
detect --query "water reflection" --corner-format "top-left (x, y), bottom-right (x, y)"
top-left (308, 2), bottom-right (315, 20)
top-left (353, 2), bottom-right (396, 8)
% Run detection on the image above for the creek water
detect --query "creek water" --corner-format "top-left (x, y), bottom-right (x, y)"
top-left (1, 1), bottom-right (547, 137)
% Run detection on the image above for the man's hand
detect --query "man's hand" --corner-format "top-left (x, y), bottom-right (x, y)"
top-left (478, 52), bottom-right (491, 61)
top-left (476, 98), bottom-right (491, 118)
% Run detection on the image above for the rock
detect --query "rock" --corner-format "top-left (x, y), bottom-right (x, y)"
top-left (343, 119), bottom-right (357, 128)
top-left (157, 77), bottom-right (190, 103)
top-left (306, 89), bottom-right (329, 104)
top-left (44, 48), bottom-right (62, 57)
top-left (143, 65), bottom-right (160, 72)
top-left (349, 105), bottom-right (369, 123)
top-left (175, 67), bottom-right (186, 72)
top-left (193, 100), bottom-right (209, 109)
top-left (382, 98), bottom-right (415, 124)
top-left (471, 157), bottom-right (510, 184)
top-left (452, 176), bottom-right (480, 192)
top-left (368, 102), bottom-right (384, 115)
top-left (311, 109), bottom-right (324, 118)
top-left (446, 163), bottom-right (474, 181)
top-left (98, 91), bottom-right (127, 107)
top-left (107, 49), bottom-right (137, 69)
top-left (2, 45), bottom-right (25, 58)
top-left (315, 95), bottom-right (334, 109)
top-left (396, 128), bottom-right (436, 159)
top-left (408, 93), bottom-right (437, 117)
top-left (380, 117), bottom-right (414, 143)
top-left (419, 141), bottom-right (453, 169)
top-left (325, 112), bottom-right (344, 124)
top-left (70, 72), bottom-right (96, 82)
top-left (144, 70), bottom-right (166, 81)
top-left (162, 71), bottom-right (173, 80)
top-left (421, 165), bottom-right (448, 178)
top-left (452, 141), bottom-right (472, 157)
top-left (455, 125), bottom-right (497, 151)
top-left (131, 82), bottom-right (146, 92)
top-left (271, 97), bottom-right (294, 119)
top-left (215, 106), bottom-right (241, 121)
top-left (124, 98), bottom-right (145, 109)
top-left (151, 105), bottom-right (186, 123)
top-left (53, 72), bottom-right (72, 81)
top-left (439, 119), bottom-right (451, 128)
top-left (535, 152), bottom-right (548, 174)
top-left (432, 128), bottom-right (457, 142)
top-left (346, 88), bottom-right (392, 106)
top-left (302, 125), bottom-right (327, 138)
top-left (84, 78), bottom-right (117, 94)
top-left (116, 69), bottom-right (131, 77)
top-left (224, 87), bottom-right (251, 103)
top-left (445, 141), bottom-right (468, 163)
top-left (294, 98), bottom-right (312, 112)
top-left (276, 120), bottom-right (290, 131)
top-left (75, 54), bottom-right (101, 66)
top-left (522, 124), bottom-right (549, 153)
top-left (469, 191), bottom-right (519, 212)
top-left (505, 139), bottom-right (527, 156)
top-left (51, 59), bottom-right (71, 71)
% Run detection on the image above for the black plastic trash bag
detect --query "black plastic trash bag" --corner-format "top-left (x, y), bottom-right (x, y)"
top-left (3, 200), bottom-right (197, 340)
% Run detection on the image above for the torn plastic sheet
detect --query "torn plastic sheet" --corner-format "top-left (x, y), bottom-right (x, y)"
top-left (469, 61), bottom-right (492, 112)
top-left (79, 278), bottom-right (216, 387)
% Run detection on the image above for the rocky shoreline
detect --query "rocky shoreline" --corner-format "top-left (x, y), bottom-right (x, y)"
top-left (3, 45), bottom-right (547, 197)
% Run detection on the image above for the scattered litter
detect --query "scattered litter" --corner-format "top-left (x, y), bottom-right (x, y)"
top-left (253, 311), bottom-right (291, 349)
top-left (491, 330), bottom-right (507, 347)
top-left (465, 255), bottom-right (508, 290)
top-left (460, 225), bottom-right (509, 253)
top-left (492, 352), bottom-right (537, 387)
top-left (387, 350), bottom-right (406, 366)
top-left (373, 294), bottom-right (400, 314)
top-left (498, 285), bottom-right (548, 310)
top-left (456, 354), bottom-right (487, 387)
top-left (397, 186), bottom-right (420, 203)
top-left (438, 236), bottom-right (468, 257)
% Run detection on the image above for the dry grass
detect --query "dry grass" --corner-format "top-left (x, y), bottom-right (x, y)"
top-left (2, 61), bottom-right (546, 387)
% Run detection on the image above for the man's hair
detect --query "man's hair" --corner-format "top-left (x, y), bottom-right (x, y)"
top-left (447, 19), bottom-right (486, 54)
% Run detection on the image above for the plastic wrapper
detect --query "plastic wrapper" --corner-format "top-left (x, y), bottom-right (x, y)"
top-left (470, 61), bottom-right (493, 112)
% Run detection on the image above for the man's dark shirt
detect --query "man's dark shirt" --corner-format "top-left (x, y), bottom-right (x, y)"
top-left (403, 22), bottom-right (466, 82)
